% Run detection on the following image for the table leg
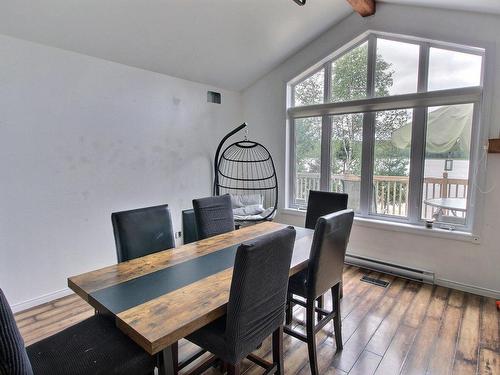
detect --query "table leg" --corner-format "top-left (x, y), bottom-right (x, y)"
top-left (433, 208), bottom-right (443, 221)
top-left (158, 345), bottom-right (177, 375)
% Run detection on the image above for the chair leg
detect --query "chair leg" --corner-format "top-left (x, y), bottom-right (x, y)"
top-left (316, 294), bottom-right (324, 322)
top-left (272, 326), bottom-right (284, 375)
top-left (286, 292), bottom-right (293, 325)
top-left (306, 298), bottom-right (319, 375)
top-left (227, 362), bottom-right (241, 375)
top-left (332, 284), bottom-right (343, 351)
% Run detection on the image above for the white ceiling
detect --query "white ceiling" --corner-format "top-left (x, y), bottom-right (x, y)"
top-left (0, 1), bottom-right (499, 91)
top-left (0, 0), bottom-right (353, 91)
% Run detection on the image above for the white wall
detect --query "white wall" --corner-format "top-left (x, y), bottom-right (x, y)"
top-left (0, 34), bottom-right (243, 309)
top-left (242, 3), bottom-right (500, 297)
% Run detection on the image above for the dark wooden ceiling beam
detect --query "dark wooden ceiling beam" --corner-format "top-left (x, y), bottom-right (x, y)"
top-left (346, 0), bottom-right (376, 17)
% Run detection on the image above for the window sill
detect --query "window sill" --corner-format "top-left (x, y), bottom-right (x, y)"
top-left (279, 208), bottom-right (481, 244)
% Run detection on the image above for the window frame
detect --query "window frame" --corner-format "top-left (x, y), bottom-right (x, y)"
top-left (286, 31), bottom-right (486, 233)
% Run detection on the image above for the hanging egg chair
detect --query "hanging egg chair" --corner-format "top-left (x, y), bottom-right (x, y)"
top-left (213, 123), bottom-right (278, 222)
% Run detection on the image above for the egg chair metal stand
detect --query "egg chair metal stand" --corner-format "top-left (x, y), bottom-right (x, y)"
top-left (213, 123), bottom-right (278, 222)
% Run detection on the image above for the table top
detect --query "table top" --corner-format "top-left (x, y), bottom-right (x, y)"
top-left (68, 221), bottom-right (313, 355)
top-left (424, 197), bottom-right (467, 212)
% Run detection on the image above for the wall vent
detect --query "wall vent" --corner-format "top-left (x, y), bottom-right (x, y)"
top-left (207, 91), bottom-right (221, 104)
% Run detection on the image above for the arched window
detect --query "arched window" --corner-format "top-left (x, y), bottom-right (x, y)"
top-left (287, 32), bottom-right (484, 231)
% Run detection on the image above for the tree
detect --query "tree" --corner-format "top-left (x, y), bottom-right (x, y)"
top-left (294, 71), bottom-right (323, 173)
top-left (294, 42), bottom-right (411, 178)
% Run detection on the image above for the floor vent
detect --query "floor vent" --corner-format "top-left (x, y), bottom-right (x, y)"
top-left (361, 275), bottom-right (390, 288)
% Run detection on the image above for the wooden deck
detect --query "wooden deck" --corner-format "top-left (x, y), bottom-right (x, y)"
top-left (15, 266), bottom-right (499, 375)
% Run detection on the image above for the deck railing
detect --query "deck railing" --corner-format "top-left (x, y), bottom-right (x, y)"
top-left (295, 172), bottom-right (468, 218)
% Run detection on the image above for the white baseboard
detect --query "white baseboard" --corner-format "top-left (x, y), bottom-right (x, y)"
top-left (435, 278), bottom-right (500, 299)
top-left (10, 288), bottom-right (73, 313)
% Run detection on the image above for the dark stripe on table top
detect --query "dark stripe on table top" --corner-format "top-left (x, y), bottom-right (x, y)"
top-left (89, 226), bottom-right (312, 314)
top-left (90, 243), bottom-right (240, 314)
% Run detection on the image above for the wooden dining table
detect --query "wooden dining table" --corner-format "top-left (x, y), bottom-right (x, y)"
top-left (68, 221), bottom-right (314, 375)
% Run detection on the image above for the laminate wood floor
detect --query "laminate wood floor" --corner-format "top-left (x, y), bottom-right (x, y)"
top-left (15, 266), bottom-right (499, 374)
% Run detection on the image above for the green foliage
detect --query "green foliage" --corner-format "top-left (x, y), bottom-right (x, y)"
top-left (373, 111), bottom-right (411, 177)
top-left (295, 117), bottom-right (321, 173)
top-left (294, 41), bottom-right (411, 178)
top-left (294, 70), bottom-right (324, 106)
top-left (331, 44), bottom-right (369, 102)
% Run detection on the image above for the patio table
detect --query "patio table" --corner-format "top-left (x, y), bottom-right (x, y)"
top-left (424, 197), bottom-right (467, 221)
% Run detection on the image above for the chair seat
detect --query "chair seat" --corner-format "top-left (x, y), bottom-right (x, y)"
top-left (26, 315), bottom-right (155, 375)
top-left (186, 317), bottom-right (229, 362)
top-left (288, 268), bottom-right (308, 297)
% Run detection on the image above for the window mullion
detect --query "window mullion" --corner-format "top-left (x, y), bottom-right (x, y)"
top-left (360, 35), bottom-right (377, 216)
top-left (465, 102), bottom-right (482, 232)
top-left (366, 35), bottom-right (377, 99)
top-left (361, 113), bottom-right (375, 216)
top-left (417, 43), bottom-right (430, 93)
top-left (320, 64), bottom-right (332, 191)
top-left (320, 117), bottom-right (331, 191)
top-left (408, 43), bottom-right (430, 223)
top-left (288, 117), bottom-right (297, 208)
top-left (408, 108), bottom-right (427, 223)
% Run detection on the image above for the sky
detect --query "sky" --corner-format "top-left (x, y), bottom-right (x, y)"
top-left (376, 38), bottom-right (482, 94)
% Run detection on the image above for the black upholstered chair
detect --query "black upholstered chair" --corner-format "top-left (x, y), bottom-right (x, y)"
top-left (111, 204), bottom-right (175, 263)
top-left (186, 226), bottom-right (296, 375)
top-left (0, 289), bottom-right (33, 374)
top-left (0, 289), bottom-right (155, 375)
top-left (285, 210), bottom-right (354, 375)
top-left (305, 190), bottom-right (349, 306)
top-left (111, 204), bottom-right (182, 373)
top-left (305, 190), bottom-right (348, 230)
top-left (192, 194), bottom-right (235, 239)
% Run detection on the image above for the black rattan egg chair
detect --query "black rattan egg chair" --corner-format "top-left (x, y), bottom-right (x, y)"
top-left (213, 123), bottom-right (278, 222)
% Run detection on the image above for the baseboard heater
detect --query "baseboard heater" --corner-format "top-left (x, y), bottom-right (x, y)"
top-left (345, 254), bottom-right (435, 284)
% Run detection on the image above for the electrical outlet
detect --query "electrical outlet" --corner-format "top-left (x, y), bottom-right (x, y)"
top-left (175, 231), bottom-right (182, 239)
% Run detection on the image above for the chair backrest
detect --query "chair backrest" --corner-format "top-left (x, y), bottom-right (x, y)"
top-left (0, 289), bottom-right (33, 375)
top-left (192, 194), bottom-right (234, 240)
top-left (182, 209), bottom-right (199, 244)
top-left (111, 204), bottom-right (175, 263)
top-left (225, 226), bottom-right (296, 363)
top-left (307, 210), bottom-right (354, 299)
top-left (305, 190), bottom-right (348, 230)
